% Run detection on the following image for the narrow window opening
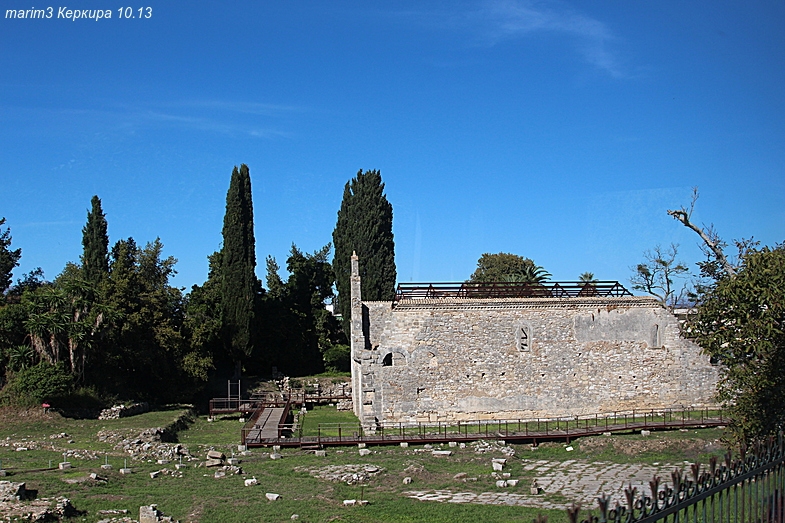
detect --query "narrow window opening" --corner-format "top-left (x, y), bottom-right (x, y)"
top-left (382, 353), bottom-right (392, 367)
top-left (516, 324), bottom-right (531, 352)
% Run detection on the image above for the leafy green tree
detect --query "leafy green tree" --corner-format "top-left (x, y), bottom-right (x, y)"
top-left (629, 244), bottom-right (689, 310)
top-left (182, 251), bottom-right (223, 382)
top-left (333, 169), bottom-right (396, 331)
top-left (0, 217), bottom-right (22, 298)
top-left (81, 196), bottom-right (109, 286)
top-left (85, 237), bottom-right (192, 402)
top-left (221, 164), bottom-right (258, 373)
top-left (260, 244), bottom-right (348, 375)
top-left (469, 253), bottom-right (548, 283)
top-left (687, 244), bottom-right (785, 443)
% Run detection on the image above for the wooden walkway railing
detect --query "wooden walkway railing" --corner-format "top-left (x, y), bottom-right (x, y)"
top-left (244, 408), bottom-right (724, 448)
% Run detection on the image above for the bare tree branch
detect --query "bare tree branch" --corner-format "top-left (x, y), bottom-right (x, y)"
top-left (667, 188), bottom-right (736, 278)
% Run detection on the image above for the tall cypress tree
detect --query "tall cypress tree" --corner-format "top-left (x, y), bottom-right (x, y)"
top-left (81, 195), bottom-right (109, 285)
top-left (221, 164), bottom-right (257, 372)
top-left (332, 169), bottom-right (396, 331)
top-left (0, 217), bottom-right (22, 296)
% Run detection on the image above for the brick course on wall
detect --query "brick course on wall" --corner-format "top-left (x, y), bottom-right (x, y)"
top-left (350, 261), bottom-right (719, 428)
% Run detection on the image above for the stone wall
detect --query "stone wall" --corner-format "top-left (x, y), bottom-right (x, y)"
top-left (351, 275), bottom-right (719, 428)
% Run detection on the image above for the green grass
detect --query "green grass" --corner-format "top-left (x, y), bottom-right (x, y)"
top-left (0, 405), bottom-right (731, 523)
top-left (299, 405), bottom-right (363, 437)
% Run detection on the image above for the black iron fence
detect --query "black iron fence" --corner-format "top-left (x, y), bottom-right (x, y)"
top-left (566, 433), bottom-right (785, 523)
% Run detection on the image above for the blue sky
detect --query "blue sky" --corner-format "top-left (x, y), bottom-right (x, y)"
top-left (2, 1), bottom-right (783, 292)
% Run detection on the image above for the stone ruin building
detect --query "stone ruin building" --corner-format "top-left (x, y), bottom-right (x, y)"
top-left (349, 254), bottom-right (719, 430)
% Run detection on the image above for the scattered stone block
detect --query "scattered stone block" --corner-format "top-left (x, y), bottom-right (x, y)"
top-left (101, 464), bottom-right (113, 470)
top-left (492, 462), bottom-right (504, 471)
top-left (498, 440), bottom-right (505, 446)
top-left (266, 493), bottom-right (281, 501)
top-left (139, 505), bottom-right (159, 523)
top-left (358, 448), bottom-right (371, 457)
top-left (531, 479), bottom-right (540, 494)
top-left (15, 447), bottom-right (28, 452)
top-left (603, 432), bottom-right (612, 437)
top-left (641, 430), bottom-right (651, 436)
top-left (270, 453), bottom-right (283, 460)
top-left (402, 476), bottom-right (412, 484)
top-left (207, 450), bottom-right (225, 460)
top-left (357, 500), bottom-right (369, 506)
top-left (119, 468), bottom-right (133, 475)
top-left (58, 462), bottom-right (71, 470)
top-left (175, 464), bottom-right (187, 470)
top-left (432, 450), bottom-right (452, 456)
top-left (507, 479), bottom-right (519, 486)
top-left (214, 470), bottom-right (226, 479)
top-left (291, 515), bottom-right (299, 520)
top-left (0, 470), bottom-right (7, 477)
top-left (399, 442), bottom-right (409, 448)
top-left (565, 446), bottom-right (574, 451)
top-left (357, 443), bottom-right (366, 449)
top-left (244, 477), bottom-right (258, 486)
top-left (453, 472), bottom-right (467, 480)
top-left (149, 471), bottom-right (161, 479)
top-left (315, 450), bottom-right (326, 457)
top-left (492, 458), bottom-right (507, 464)
top-left (238, 445), bottom-right (247, 452)
top-left (273, 445), bottom-right (281, 452)
top-left (239, 418), bottom-right (245, 423)
top-left (502, 472), bottom-right (510, 478)
top-left (205, 459), bottom-right (223, 467)
top-left (343, 499), bottom-right (356, 506)
top-left (227, 458), bottom-right (239, 466)
top-left (448, 441), bottom-right (457, 447)
top-left (496, 480), bottom-right (508, 487)
top-left (459, 443), bottom-right (466, 449)
top-left (157, 459), bottom-right (169, 465)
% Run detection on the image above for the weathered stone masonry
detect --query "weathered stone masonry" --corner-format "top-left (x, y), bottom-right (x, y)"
top-left (350, 255), bottom-right (719, 428)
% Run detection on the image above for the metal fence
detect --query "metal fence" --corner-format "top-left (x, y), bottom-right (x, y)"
top-left (567, 434), bottom-right (785, 523)
top-left (394, 281), bottom-right (633, 303)
top-left (244, 407), bottom-right (724, 448)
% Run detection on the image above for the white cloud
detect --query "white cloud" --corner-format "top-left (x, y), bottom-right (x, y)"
top-left (476, 0), bottom-right (626, 77)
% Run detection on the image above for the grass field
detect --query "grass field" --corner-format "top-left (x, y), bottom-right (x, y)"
top-left (0, 405), bottom-right (729, 522)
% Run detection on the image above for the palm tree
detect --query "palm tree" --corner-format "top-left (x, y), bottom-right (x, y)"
top-left (578, 272), bottom-right (598, 296)
top-left (502, 265), bottom-right (552, 284)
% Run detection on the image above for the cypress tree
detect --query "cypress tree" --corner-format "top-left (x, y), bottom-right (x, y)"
top-left (0, 217), bottom-right (22, 296)
top-left (81, 195), bottom-right (109, 285)
top-left (221, 164), bottom-right (257, 371)
top-left (332, 169), bottom-right (396, 331)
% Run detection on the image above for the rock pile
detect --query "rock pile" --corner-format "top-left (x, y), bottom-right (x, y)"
top-left (97, 428), bottom-right (193, 462)
top-left (0, 492), bottom-right (77, 521)
top-left (0, 481), bottom-right (26, 502)
top-left (471, 440), bottom-right (516, 456)
top-left (294, 464), bottom-right (384, 484)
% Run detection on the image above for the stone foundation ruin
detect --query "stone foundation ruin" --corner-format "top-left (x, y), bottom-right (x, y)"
top-left (349, 254), bottom-right (719, 430)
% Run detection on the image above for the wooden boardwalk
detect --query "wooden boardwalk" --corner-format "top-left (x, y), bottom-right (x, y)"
top-left (244, 410), bottom-right (725, 449)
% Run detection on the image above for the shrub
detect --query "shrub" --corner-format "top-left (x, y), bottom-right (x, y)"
top-left (4, 362), bottom-right (73, 406)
